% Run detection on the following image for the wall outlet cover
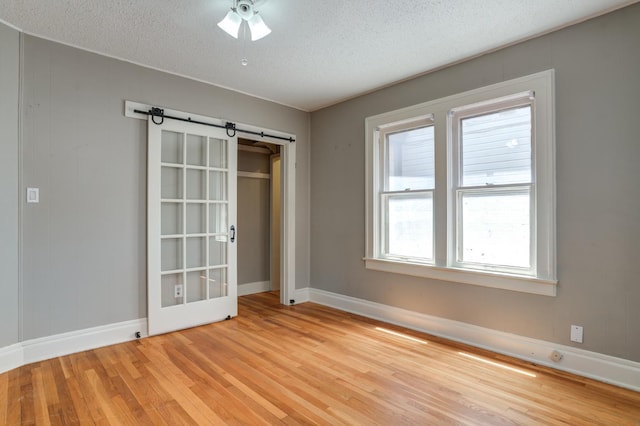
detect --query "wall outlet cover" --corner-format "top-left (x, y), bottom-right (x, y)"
top-left (26, 187), bottom-right (39, 203)
top-left (570, 325), bottom-right (584, 343)
top-left (174, 284), bottom-right (184, 298)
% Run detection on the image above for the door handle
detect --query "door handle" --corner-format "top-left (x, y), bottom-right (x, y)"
top-left (230, 225), bottom-right (235, 243)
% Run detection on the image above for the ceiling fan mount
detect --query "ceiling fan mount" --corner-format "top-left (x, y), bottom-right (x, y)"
top-left (218, 0), bottom-right (271, 41)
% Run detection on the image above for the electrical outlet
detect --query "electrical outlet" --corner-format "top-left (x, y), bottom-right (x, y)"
top-left (26, 187), bottom-right (39, 203)
top-left (570, 325), bottom-right (583, 343)
top-left (174, 284), bottom-right (184, 298)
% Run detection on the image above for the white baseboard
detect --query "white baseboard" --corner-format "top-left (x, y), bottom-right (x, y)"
top-left (305, 287), bottom-right (640, 392)
top-left (4, 290), bottom-right (639, 392)
top-left (0, 318), bottom-right (147, 374)
top-left (238, 281), bottom-right (271, 296)
top-left (0, 343), bottom-right (23, 374)
top-left (292, 287), bottom-right (311, 304)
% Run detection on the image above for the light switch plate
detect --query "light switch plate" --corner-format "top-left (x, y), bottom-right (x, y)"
top-left (26, 187), bottom-right (39, 203)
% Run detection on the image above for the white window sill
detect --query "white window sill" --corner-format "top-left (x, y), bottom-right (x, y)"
top-left (364, 258), bottom-right (557, 296)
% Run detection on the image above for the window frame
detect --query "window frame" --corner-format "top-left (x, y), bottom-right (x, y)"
top-left (364, 70), bottom-right (557, 296)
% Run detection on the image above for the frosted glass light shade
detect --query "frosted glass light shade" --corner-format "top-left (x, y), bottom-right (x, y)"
top-left (217, 10), bottom-right (242, 38)
top-left (247, 13), bottom-right (271, 41)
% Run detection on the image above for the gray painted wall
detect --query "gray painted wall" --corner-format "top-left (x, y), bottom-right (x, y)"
top-left (310, 4), bottom-right (640, 362)
top-left (19, 35), bottom-right (310, 340)
top-left (0, 23), bottom-right (20, 347)
top-left (238, 150), bottom-right (271, 284)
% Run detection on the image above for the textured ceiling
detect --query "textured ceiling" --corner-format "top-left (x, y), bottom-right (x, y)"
top-left (1, 0), bottom-right (637, 111)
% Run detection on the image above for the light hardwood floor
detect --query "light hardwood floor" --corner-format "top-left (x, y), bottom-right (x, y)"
top-left (1, 292), bottom-right (639, 425)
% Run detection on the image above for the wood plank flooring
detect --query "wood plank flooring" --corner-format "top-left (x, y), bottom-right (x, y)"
top-left (1, 292), bottom-right (639, 425)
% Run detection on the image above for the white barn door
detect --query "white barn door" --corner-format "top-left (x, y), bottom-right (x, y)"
top-left (147, 118), bottom-right (237, 336)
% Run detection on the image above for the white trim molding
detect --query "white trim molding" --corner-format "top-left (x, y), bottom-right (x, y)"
top-left (238, 171), bottom-right (270, 180)
top-left (304, 287), bottom-right (640, 392)
top-left (0, 343), bottom-right (23, 374)
top-left (292, 287), bottom-right (311, 304)
top-left (364, 258), bottom-right (556, 296)
top-left (0, 318), bottom-right (147, 374)
top-left (238, 281), bottom-right (271, 296)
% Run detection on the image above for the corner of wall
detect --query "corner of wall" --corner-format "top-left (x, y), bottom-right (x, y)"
top-left (0, 20), bottom-right (21, 350)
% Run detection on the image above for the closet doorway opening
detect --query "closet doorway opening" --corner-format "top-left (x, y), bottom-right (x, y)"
top-left (237, 139), bottom-right (284, 299)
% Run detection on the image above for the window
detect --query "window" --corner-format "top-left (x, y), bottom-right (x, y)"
top-left (451, 95), bottom-right (534, 274)
top-left (380, 118), bottom-right (434, 262)
top-left (365, 70), bottom-right (556, 296)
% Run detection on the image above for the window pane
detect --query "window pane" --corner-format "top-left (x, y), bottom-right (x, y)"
top-left (209, 236), bottom-right (228, 266)
top-left (208, 268), bottom-right (228, 299)
top-left (161, 166), bottom-right (182, 199)
top-left (186, 270), bottom-right (207, 303)
top-left (161, 238), bottom-right (182, 271)
top-left (209, 171), bottom-right (227, 201)
top-left (386, 126), bottom-right (434, 191)
top-left (186, 134), bottom-right (206, 166)
top-left (161, 131), bottom-right (183, 164)
top-left (461, 106), bottom-right (531, 186)
top-left (161, 202), bottom-right (182, 235)
top-left (186, 237), bottom-right (206, 269)
top-left (209, 138), bottom-right (227, 168)
top-left (460, 190), bottom-right (530, 268)
top-left (209, 203), bottom-right (227, 234)
top-left (161, 273), bottom-right (182, 307)
top-left (186, 203), bottom-right (205, 234)
top-left (186, 169), bottom-right (206, 200)
top-left (385, 193), bottom-right (433, 260)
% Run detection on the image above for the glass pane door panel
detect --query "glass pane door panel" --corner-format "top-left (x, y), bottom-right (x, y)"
top-left (186, 237), bottom-right (206, 269)
top-left (209, 171), bottom-right (227, 201)
top-left (208, 268), bottom-right (227, 299)
top-left (186, 134), bottom-right (207, 166)
top-left (161, 238), bottom-right (183, 271)
top-left (186, 169), bottom-right (206, 200)
top-left (460, 190), bottom-right (530, 267)
top-left (186, 270), bottom-right (207, 303)
top-left (186, 204), bottom-right (205, 234)
top-left (161, 273), bottom-right (183, 307)
top-left (209, 237), bottom-right (228, 266)
top-left (161, 131), bottom-right (183, 164)
top-left (209, 138), bottom-right (227, 168)
top-left (385, 193), bottom-right (433, 261)
top-left (209, 203), bottom-right (227, 233)
top-left (161, 167), bottom-right (183, 199)
top-left (161, 202), bottom-right (182, 235)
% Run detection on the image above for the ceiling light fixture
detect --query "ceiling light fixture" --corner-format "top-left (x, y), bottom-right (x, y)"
top-left (218, 0), bottom-right (271, 41)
